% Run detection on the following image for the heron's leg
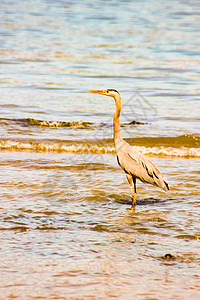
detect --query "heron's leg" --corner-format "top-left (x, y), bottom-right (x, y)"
top-left (132, 176), bottom-right (137, 206)
top-left (126, 174), bottom-right (137, 209)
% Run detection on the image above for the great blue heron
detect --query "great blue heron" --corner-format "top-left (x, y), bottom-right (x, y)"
top-left (89, 89), bottom-right (169, 210)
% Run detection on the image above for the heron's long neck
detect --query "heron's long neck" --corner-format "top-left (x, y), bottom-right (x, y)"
top-left (113, 94), bottom-right (123, 146)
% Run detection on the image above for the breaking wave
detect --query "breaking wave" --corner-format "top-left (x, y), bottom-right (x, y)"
top-left (0, 138), bottom-right (199, 158)
top-left (0, 117), bottom-right (146, 128)
top-left (1, 118), bottom-right (199, 158)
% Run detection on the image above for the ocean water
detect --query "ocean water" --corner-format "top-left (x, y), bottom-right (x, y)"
top-left (0, 0), bottom-right (200, 299)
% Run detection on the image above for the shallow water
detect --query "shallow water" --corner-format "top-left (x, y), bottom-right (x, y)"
top-left (0, 0), bottom-right (200, 299)
top-left (0, 151), bottom-right (200, 299)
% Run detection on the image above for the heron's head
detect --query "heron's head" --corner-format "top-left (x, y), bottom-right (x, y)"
top-left (89, 89), bottom-right (120, 98)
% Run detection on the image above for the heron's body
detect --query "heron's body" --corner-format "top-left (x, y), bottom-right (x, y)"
top-left (89, 89), bottom-right (169, 209)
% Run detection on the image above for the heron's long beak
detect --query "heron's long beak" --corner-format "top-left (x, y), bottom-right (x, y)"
top-left (89, 90), bottom-right (104, 95)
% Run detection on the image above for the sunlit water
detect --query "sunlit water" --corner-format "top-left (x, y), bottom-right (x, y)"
top-left (0, 0), bottom-right (200, 299)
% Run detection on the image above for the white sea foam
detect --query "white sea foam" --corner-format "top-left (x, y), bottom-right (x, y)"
top-left (0, 140), bottom-right (199, 158)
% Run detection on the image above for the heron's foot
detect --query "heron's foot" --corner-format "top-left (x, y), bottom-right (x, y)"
top-left (132, 193), bottom-right (137, 206)
top-left (127, 194), bottom-right (137, 211)
top-left (127, 204), bottom-right (136, 212)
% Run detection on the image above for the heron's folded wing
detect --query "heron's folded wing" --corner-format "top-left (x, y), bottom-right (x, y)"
top-left (118, 144), bottom-right (169, 191)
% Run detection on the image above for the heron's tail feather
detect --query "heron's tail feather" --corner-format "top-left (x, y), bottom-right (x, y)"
top-left (164, 180), bottom-right (170, 191)
top-left (154, 175), bottom-right (169, 192)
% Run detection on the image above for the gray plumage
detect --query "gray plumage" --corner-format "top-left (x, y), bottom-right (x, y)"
top-left (89, 89), bottom-right (169, 209)
top-left (116, 139), bottom-right (169, 191)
